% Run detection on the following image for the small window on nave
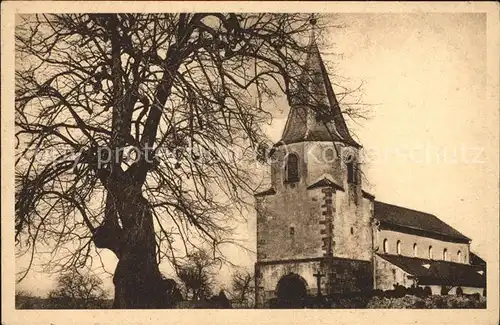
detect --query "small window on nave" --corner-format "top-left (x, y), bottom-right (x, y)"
top-left (443, 248), bottom-right (448, 261)
top-left (396, 240), bottom-right (402, 255)
top-left (457, 250), bottom-right (462, 263)
top-left (428, 246), bottom-right (433, 259)
top-left (413, 243), bottom-right (418, 257)
top-left (383, 239), bottom-right (389, 253)
top-left (285, 153), bottom-right (299, 183)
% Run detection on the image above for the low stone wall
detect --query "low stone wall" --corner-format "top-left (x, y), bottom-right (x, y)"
top-left (366, 294), bottom-right (486, 309)
top-left (265, 292), bottom-right (486, 309)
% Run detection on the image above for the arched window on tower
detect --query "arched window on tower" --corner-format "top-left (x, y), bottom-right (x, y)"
top-left (347, 161), bottom-right (355, 184)
top-left (396, 240), bottom-right (402, 255)
top-left (428, 246), bottom-right (433, 259)
top-left (344, 150), bottom-right (358, 184)
top-left (383, 239), bottom-right (389, 253)
top-left (413, 243), bottom-right (418, 257)
top-left (457, 250), bottom-right (462, 263)
top-left (285, 153), bottom-right (299, 183)
top-left (443, 248), bottom-right (448, 261)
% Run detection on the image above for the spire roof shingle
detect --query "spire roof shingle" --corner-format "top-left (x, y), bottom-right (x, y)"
top-left (279, 31), bottom-right (360, 147)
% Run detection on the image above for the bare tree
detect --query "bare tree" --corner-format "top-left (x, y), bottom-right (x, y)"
top-left (48, 270), bottom-right (109, 309)
top-left (14, 13), bottom-right (360, 308)
top-left (231, 270), bottom-right (254, 307)
top-left (176, 250), bottom-right (218, 301)
top-left (15, 290), bottom-right (36, 309)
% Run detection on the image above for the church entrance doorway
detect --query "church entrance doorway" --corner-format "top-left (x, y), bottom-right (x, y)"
top-left (274, 273), bottom-right (308, 308)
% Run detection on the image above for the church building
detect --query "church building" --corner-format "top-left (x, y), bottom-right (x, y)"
top-left (254, 29), bottom-right (486, 308)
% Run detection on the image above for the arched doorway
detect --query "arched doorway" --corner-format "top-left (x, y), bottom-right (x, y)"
top-left (275, 273), bottom-right (308, 308)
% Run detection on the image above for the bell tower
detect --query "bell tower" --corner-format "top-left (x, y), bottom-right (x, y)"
top-left (254, 21), bottom-right (374, 307)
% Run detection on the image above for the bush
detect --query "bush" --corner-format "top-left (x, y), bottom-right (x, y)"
top-left (15, 292), bottom-right (36, 309)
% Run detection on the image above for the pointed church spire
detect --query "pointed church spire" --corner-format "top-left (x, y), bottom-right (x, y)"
top-left (279, 19), bottom-right (360, 147)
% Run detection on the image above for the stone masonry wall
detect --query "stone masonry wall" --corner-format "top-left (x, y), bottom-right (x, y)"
top-left (255, 185), bottom-right (324, 261)
top-left (324, 258), bottom-right (373, 294)
top-left (334, 192), bottom-right (373, 261)
top-left (374, 255), bottom-right (415, 290)
top-left (376, 228), bottom-right (470, 263)
top-left (320, 187), bottom-right (335, 257)
top-left (331, 145), bottom-right (373, 262)
top-left (255, 260), bottom-right (321, 307)
top-left (255, 257), bottom-right (373, 307)
top-left (261, 142), bottom-right (373, 262)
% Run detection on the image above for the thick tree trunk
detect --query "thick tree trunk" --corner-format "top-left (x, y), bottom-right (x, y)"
top-left (111, 213), bottom-right (160, 307)
top-left (92, 161), bottom-right (181, 308)
top-left (107, 192), bottom-right (176, 308)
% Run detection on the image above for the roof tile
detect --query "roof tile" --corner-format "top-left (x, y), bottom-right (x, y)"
top-left (378, 253), bottom-right (485, 287)
top-left (374, 201), bottom-right (469, 241)
top-left (280, 38), bottom-right (360, 147)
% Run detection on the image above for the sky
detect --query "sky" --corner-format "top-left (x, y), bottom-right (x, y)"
top-left (16, 13), bottom-right (498, 297)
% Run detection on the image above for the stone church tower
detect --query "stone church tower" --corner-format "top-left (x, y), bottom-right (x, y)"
top-left (254, 30), bottom-right (375, 307)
